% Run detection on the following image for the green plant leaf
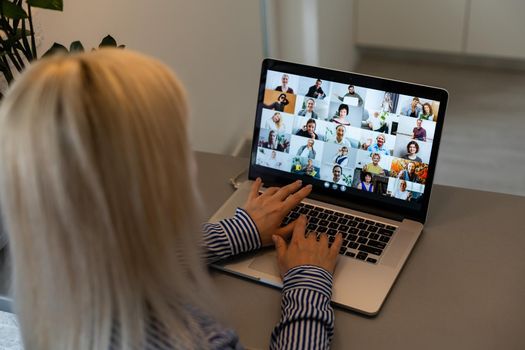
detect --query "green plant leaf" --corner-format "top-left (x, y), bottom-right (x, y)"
top-left (69, 40), bottom-right (84, 53)
top-left (1, 1), bottom-right (28, 19)
top-left (99, 35), bottom-right (117, 47)
top-left (42, 42), bottom-right (67, 57)
top-left (27, 0), bottom-right (63, 11)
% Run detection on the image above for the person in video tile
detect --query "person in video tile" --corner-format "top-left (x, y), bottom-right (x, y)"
top-left (333, 146), bottom-right (350, 167)
top-left (381, 92), bottom-right (394, 113)
top-left (332, 165), bottom-right (344, 184)
top-left (402, 97), bottom-right (422, 118)
top-left (333, 124), bottom-right (350, 147)
top-left (330, 104), bottom-right (350, 126)
top-left (264, 93), bottom-right (289, 112)
top-left (366, 134), bottom-right (389, 156)
top-left (397, 161), bottom-right (419, 182)
top-left (412, 119), bottom-right (427, 141)
top-left (262, 150), bottom-right (283, 169)
top-left (357, 172), bottom-right (374, 192)
top-left (401, 140), bottom-right (422, 162)
top-left (306, 79), bottom-right (326, 99)
top-left (304, 159), bottom-right (318, 177)
top-left (298, 98), bottom-right (319, 119)
top-left (262, 129), bottom-right (288, 151)
top-left (296, 138), bottom-right (317, 159)
top-left (335, 85), bottom-right (363, 106)
top-left (393, 179), bottom-right (411, 200)
top-left (364, 110), bottom-right (388, 132)
top-left (275, 73), bottom-right (294, 93)
top-left (363, 153), bottom-right (386, 175)
top-left (264, 112), bottom-right (287, 135)
top-left (295, 118), bottom-right (319, 139)
top-left (419, 103), bottom-right (434, 120)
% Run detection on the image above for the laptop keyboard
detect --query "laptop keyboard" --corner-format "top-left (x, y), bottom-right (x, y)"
top-left (281, 202), bottom-right (397, 265)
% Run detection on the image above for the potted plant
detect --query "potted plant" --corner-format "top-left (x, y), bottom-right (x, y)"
top-left (0, 0), bottom-right (123, 98)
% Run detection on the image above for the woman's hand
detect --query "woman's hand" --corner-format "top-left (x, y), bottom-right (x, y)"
top-left (243, 178), bottom-right (312, 246)
top-left (273, 215), bottom-right (343, 276)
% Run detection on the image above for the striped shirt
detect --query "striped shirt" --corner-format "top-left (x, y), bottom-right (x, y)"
top-left (202, 208), bottom-right (335, 349)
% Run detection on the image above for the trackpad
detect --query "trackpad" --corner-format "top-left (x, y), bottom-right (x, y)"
top-left (249, 251), bottom-right (280, 277)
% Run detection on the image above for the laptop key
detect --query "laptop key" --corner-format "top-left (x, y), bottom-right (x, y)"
top-left (378, 228), bottom-right (395, 236)
top-left (338, 224), bottom-right (350, 232)
top-left (357, 223), bottom-right (368, 230)
top-left (356, 252), bottom-right (368, 260)
top-left (359, 245), bottom-right (382, 256)
top-left (365, 220), bottom-right (375, 225)
top-left (317, 226), bottom-right (328, 233)
top-left (349, 227), bottom-right (359, 234)
top-left (328, 214), bottom-right (338, 222)
top-left (355, 217), bottom-right (365, 222)
top-left (309, 217), bottom-right (320, 224)
top-left (357, 237), bottom-right (368, 244)
top-left (367, 226), bottom-right (379, 233)
top-left (369, 233), bottom-right (380, 240)
top-left (348, 221), bottom-right (358, 227)
top-left (290, 212), bottom-right (300, 219)
top-left (319, 220), bottom-right (329, 227)
top-left (386, 225), bottom-right (397, 230)
top-left (379, 235), bottom-right (390, 243)
top-left (348, 242), bottom-right (359, 249)
top-left (367, 257), bottom-right (378, 264)
top-left (375, 223), bottom-right (385, 228)
top-left (304, 204), bottom-right (314, 209)
top-left (328, 222), bottom-right (339, 229)
top-left (348, 234), bottom-right (357, 241)
top-left (358, 230), bottom-right (369, 237)
top-left (334, 212), bottom-right (344, 217)
top-left (337, 217), bottom-right (349, 225)
top-left (327, 228), bottom-right (337, 236)
top-left (318, 213), bottom-right (328, 219)
top-left (345, 251), bottom-right (356, 258)
top-left (368, 240), bottom-right (386, 250)
top-left (339, 247), bottom-right (347, 255)
top-left (324, 209), bottom-right (334, 214)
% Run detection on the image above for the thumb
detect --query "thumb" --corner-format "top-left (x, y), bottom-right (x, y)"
top-left (272, 235), bottom-right (287, 260)
top-left (274, 221), bottom-right (295, 241)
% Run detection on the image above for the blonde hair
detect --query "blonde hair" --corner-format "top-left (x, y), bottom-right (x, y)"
top-left (0, 49), bottom-right (214, 349)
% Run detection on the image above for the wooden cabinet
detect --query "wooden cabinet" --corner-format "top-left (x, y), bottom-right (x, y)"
top-left (466, 0), bottom-right (525, 59)
top-left (356, 0), bottom-right (525, 60)
top-left (356, 0), bottom-right (467, 53)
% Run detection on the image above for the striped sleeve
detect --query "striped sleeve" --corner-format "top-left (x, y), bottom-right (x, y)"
top-left (202, 208), bottom-right (262, 264)
top-left (270, 265), bottom-right (335, 350)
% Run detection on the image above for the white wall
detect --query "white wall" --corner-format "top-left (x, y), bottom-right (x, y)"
top-left (34, 0), bottom-right (264, 155)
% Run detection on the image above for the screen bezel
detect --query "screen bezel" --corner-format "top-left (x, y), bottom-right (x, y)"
top-left (248, 58), bottom-right (448, 223)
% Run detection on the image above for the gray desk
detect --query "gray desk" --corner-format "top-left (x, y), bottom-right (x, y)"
top-left (1, 152), bottom-right (524, 349)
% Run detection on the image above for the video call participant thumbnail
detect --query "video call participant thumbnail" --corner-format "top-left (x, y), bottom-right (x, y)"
top-left (362, 153), bottom-right (386, 176)
top-left (296, 138), bottom-right (317, 159)
top-left (334, 85), bottom-right (363, 106)
top-left (298, 98), bottom-right (319, 119)
top-left (330, 104), bottom-right (350, 126)
top-left (275, 73), bottom-right (294, 93)
top-left (264, 93), bottom-right (290, 112)
top-left (412, 119), bottom-right (427, 141)
top-left (401, 140), bottom-right (422, 162)
top-left (366, 134), bottom-right (390, 156)
top-left (264, 112), bottom-right (287, 135)
top-left (402, 97), bottom-right (422, 118)
top-left (357, 171), bottom-right (374, 192)
top-left (306, 79), bottom-right (326, 99)
top-left (295, 118), bottom-right (319, 139)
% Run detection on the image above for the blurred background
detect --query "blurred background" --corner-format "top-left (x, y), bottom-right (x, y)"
top-left (33, 0), bottom-right (525, 196)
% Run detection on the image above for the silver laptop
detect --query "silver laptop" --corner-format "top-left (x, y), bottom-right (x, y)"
top-left (210, 59), bottom-right (448, 315)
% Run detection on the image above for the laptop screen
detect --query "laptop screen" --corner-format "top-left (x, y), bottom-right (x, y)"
top-left (249, 59), bottom-right (448, 223)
